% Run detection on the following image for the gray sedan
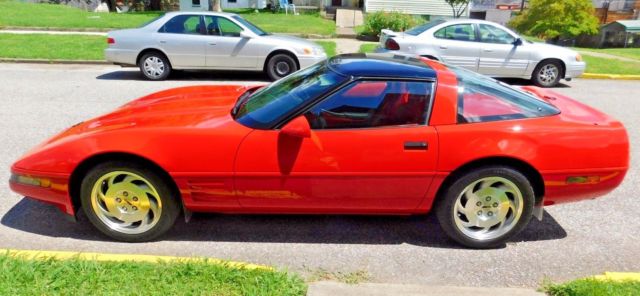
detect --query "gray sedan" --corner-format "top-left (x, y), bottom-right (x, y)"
top-left (376, 19), bottom-right (586, 87)
top-left (105, 12), bottom-right (327, 80)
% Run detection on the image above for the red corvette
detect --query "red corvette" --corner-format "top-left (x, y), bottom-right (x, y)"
top-left (9, 54), bottom-right (629, 248)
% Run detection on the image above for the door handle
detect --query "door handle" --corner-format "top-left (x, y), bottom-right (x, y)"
top-left (159, 40), bottom-right (166, 44)
top-left (439, 45), bottom-right (448, 49)
top-left (483, 48), bottom-right (493, 52)
top-left (404, 141), bottom-right (428, 150)
top-left (208, 42), bottom-right (216, 45)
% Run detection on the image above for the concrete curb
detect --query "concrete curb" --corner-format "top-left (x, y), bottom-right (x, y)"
top-left (1, 248), bottom-right (272, 271)
top-left (0, 58), bottom-right (110, 65)
top-left (580, 73), bottom-right (640, 80)
top-left (594, 272), bottom-right (640, 282)
top-left (307, 281), bottom-right (544, 296)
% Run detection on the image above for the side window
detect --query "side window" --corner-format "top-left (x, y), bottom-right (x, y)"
top-left (433, 24), bottom-right (476, 42)
top-left (453, 68), bottom-right (559, 123)
top-left (204, 16), bottom-right (243, 37)
top-left (478, 24), bottom-right (516, 44)
top-left (304, 80), bottom-right (433, 130)
top-left (159, 15), bottom-right (203, 34)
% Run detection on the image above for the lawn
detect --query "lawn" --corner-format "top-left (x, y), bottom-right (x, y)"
top-left (578, 48), bottom-right (640, 61)
top-left (315, 40), bottom-right (336, 57)
top-left (0, 33), bottom-right (106, 60)
top-left (545, 278), bottom-right (640, 296)
top-left (359, 43), bottom-right (378, 53)
top-left (582, 55), bottom-right (640, 75)
top-left (0, 254), bottom-right (306, 296)
top-left (0, 1), bottom-right (160, 30)
top-left (0, 1), bottom-right (335, 35)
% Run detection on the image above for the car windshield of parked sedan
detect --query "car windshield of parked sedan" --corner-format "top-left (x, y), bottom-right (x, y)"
top-left (450, 65), bottom-right (560, 123)
top-left (405, 19), bottom-right (446, 36)
top-left (233, 63), bottom-right (348, 129)
top-left (232, 15), bottom-right (268, 36)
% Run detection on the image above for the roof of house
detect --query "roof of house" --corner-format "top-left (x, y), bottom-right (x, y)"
top-left (327, 54), bottom-right (437, 80)
top-left (605, 20), bottom-right (640, 32)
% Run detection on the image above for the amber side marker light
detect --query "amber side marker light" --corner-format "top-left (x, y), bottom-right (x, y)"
top-left (566, 176), bottom-right (600, 184)
top-left (10, 174), bottom-right (52, 188)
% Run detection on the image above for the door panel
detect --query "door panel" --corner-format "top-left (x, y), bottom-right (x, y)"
top-left (432, 24), bottom-right (480, 71)
top-left (155, 14), bottom-right (207, 68)
top-left (234, 127), bottom-right (439, 212)
top-left (477, 24), bottom-right (531, 76)
top-left (204, 16), bottom-right (258, 69)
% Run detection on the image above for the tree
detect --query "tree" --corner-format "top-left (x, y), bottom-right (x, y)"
top-left (209, 0), bottom-right (222, 12)
top-left (444, 0), bottom-right (470, 18)
top-left (509, 0), bottom-right (599, 40)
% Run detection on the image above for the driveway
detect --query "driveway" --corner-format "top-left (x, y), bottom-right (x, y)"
top-left (0, 63), bottom-right (638, 288)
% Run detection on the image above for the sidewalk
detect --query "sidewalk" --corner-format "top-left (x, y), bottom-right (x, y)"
top-left (307, 281), bottom-right (544, 296)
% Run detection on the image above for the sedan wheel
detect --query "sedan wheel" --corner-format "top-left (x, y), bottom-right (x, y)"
top-left (436, 166), bottom-right (534, 248)
top-left (532, 61), bottom-right (561, 87)
top-left (81, 161), bottom-right (179, 242)
top-left (266, 53), bottom-right (298, 81)
top-left (139, 52), bottom-right (171, 81)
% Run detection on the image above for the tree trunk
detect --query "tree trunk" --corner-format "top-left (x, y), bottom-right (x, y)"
top-left (211, 0), bottom-right (222, 11)
top-left (106, 0), bottom-right (118, 12)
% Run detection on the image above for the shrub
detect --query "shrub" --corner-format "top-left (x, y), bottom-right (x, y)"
top-left (362, 11), bottom-right (417, 37)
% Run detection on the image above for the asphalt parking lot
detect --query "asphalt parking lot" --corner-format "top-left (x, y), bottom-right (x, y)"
top-left (0, 63), bottom-right (638, 288)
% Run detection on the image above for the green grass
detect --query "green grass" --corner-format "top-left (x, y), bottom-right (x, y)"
top-left (578, 48), bottom-right (640, 61)
top-left (0, 2), bottom-right (335, 35)
top-left (315, 40), bottom-right (336, 56)
top-left (545, 278), bottom-right (640, 296)
top-left (0, 1), bottom-right (161, 30)
top-left (0, 254), bottom-right (306, 296)
top-left (0, 33), bottom-right (106, 60)
top-left (359, 43), bottom-right (378, 53)
top-left (582, 55), bottom-right (640, 75)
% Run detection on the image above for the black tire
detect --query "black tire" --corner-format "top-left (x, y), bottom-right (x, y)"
top-left (80, 161), bottom-right (180, 242)
top-left (138, 52), bottom-right (172, 81)
top-left (435, 166), bottom-right (534, 249)
top-left (266, 53), bottom-right (298, 81)
top-left (531, 60), bottom-right (562, 87)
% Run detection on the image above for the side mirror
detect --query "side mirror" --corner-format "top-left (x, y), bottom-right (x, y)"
top-left (240, 31), bottom-right (252, 39)
top-left (513, 38), bottom-right (523, 46)
top-left (280, 116), bottom-right (311, 138)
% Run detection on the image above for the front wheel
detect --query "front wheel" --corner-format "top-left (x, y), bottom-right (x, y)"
top-left (80, 161), bottom-right (180, 242)
top-left (532, 60), bottom-right (562, 87)
top-left (435, 166), bottom-right (534, 248)
top-left (266, 53), bottom-right (298, 81)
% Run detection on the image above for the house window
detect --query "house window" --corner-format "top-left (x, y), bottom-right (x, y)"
top-left (192, 0), bottom-right (200, 6)
top-left (228, 0), bottom-right (237, 2)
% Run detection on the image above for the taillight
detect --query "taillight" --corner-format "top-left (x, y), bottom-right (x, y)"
top-left (107, 37), bottom-right (115, 44)
top-left (385, 38), bottom-right (400, 50)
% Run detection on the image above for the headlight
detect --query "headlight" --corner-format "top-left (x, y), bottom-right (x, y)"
top-left (575, 54), bottom-right (583, 62)
top-left (301, 47), bottom-right (324, 56)
top-left (11, 174), bottom-right (51, 188)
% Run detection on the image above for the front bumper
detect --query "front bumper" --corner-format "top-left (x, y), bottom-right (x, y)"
top-left (565, 61), bottom-right (586, 79)
top-left (9, 168), bottom-right (74, 216)
top-left (298, 54), bottom-right (327, 69)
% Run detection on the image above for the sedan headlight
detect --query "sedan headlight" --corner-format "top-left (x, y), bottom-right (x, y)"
top-left (301, 47), bottom-right (324, 56)
top-left (575, 54), bottom-right (583, 62)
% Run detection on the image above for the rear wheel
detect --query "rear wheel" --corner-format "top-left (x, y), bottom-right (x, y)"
top-left (266, 53), bottom-right (298, 81)
top-left (435, 166), bottom-right (534, 248)
top-left (80, 161), bottom-right (180, 242)
top-left (139, 52), bottom-right (171, 81)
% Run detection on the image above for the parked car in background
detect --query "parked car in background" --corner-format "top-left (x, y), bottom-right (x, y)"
top-left (376, 19), bottom-right (585, 87)
top-left (105, 12), bottom-right (327, 81)
top-left (10, 54), bottom-right (628, 248)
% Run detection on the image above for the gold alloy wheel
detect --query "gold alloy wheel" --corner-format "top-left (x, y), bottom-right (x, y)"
top-left (90, 171), bottom-right (162, 235)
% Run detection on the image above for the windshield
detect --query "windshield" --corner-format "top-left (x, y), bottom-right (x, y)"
top-left (405, 19), bottom-right (446, 36)
top-left (234, 63), bottom-right (348, 129)
top-left (232, 15), bottom-right (268, 36)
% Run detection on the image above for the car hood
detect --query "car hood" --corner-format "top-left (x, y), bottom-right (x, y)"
top-left (45, 85), bottom-right (263, 144)
top-left (262, 34), bottom-right (322, 49)
top-left (526, 42), bottom-right (579, 57)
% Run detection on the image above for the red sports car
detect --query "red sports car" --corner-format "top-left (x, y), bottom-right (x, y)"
top-left (9, 54), bottom-right (629, 248)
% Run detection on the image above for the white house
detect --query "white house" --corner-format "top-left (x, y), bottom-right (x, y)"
top-left (180, 0), bottom-right (266, 11)
top-left (364, 0), bottom-right (469, 18)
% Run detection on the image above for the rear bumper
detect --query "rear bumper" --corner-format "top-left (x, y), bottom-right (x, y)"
top-left (9, 168), bottom-right (74, 216)
top-left (104, 48), bottom-right (138, 66)
top-left (541, 167), bottom-right (628, 206)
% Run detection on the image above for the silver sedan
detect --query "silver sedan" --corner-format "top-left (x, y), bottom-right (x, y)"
top-left (376, 19), bottom-right (586, 87)
top-left (105, 12), bottom-right (327, 80)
